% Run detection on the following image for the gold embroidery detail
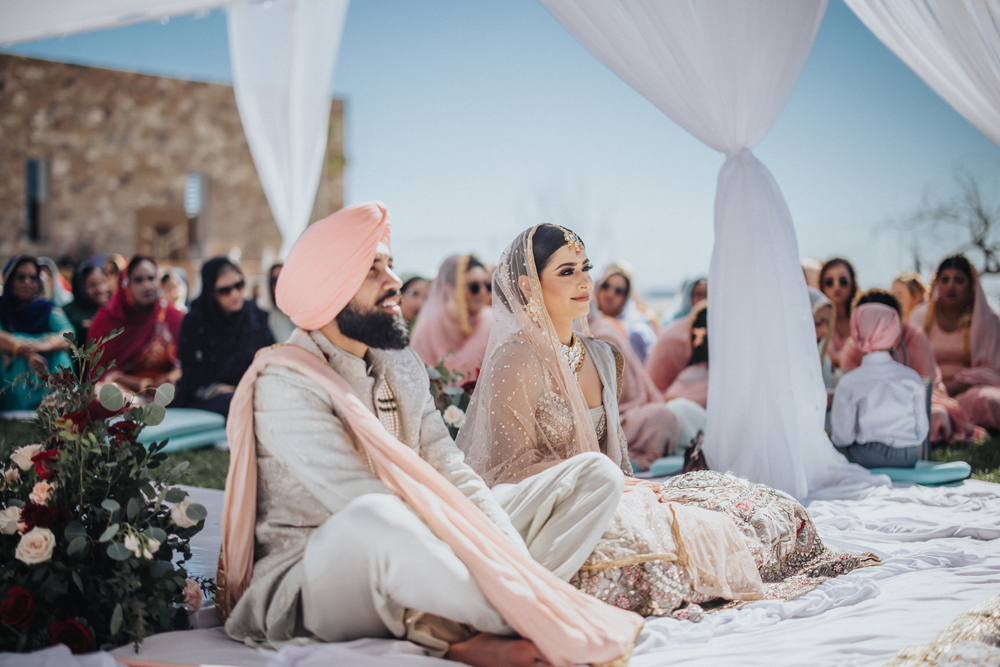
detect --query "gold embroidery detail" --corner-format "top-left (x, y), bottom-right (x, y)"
top-left (578, 552), bottom-right (679, 570)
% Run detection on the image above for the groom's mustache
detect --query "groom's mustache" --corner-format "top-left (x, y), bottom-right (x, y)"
top-left (376, 290), bottom-right (400, 307)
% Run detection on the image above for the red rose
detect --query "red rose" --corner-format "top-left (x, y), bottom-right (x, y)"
top-left (50, 618), bottom-right (93, 654)
top-left (63, 411), bottom-right (90, 433)
top-left (107, 420), bottom-right (140, 447)
top-left (0, 587), bottom-right (35, 628)
top-left (30, 449), bottom-right (59, 480)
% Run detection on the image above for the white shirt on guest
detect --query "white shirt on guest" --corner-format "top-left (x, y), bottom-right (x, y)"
top-left (830, 350), bottom-right (929, 449)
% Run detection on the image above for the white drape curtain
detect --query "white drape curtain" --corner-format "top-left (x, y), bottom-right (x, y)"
top-left (541, 0), bottom-right (871, 498)
top-left (844, 0), bottom-right (1000, 149)
top-left (228, 0), bottom-right (349, 258)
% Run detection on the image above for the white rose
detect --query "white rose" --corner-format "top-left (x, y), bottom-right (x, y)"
top-left (15, 527), bottom-right (55, 564)
top-left (145, 537), bottom-right (160, 558)
top-left (0, 506), bottom-right (21, 535)
top-left (124, 533), bottom-right (142, 558)
top-left (442, 405), bottom-right (466, 428)
top-left (170, 499), bottom-right (198, 529)
top-left (3, 468), bottom-right (19, 485)
top-left (10, 444), bottom-right (44, 471)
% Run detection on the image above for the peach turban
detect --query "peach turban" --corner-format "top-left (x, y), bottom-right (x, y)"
top-left (850, 303), bottom-right (901, 354)
top-left (276, 201), bottom-right (391, 330)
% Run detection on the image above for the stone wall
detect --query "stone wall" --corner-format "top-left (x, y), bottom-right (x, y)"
top-left (0, 54), bottom-right (344, 280)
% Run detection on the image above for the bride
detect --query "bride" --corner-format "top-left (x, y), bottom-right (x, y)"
top-left (456, 224), bottom-right (878, 619)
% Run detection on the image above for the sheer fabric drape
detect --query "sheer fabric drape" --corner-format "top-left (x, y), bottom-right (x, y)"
top-left (228, 0), bottom-right (349, 258)
top-left (540, 0), bottom-right (871, 497)
top-left (844, 0), bottom-right (1000, 149)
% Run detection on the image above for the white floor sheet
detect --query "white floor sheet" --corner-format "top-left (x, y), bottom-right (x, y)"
top-left (12, 479), bottom-right (997, 667)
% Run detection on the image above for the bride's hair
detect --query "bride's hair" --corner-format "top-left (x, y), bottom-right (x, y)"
top-left (497, 224), bottom-right (584, 314)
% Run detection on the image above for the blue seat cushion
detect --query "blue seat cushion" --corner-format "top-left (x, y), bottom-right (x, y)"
top-left (869, 460), bottom-right (972, 485)
top-left (136, 408), bottom-right (226, 451)
top-left (649, 455), bottom-right (685, 478)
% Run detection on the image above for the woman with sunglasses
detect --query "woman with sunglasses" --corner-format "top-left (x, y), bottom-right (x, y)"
top-left (595, 265), bottom-right (658, 363)
top-left (411, 254), bottom-right (493, 382)
top-left (90, 255), bottom-right (184, 403)
top-left (0, 255), bottom-right (74, 410)
top-left (819, 257), bottom-right (859, 368)
top-left (175, 257), bottom-right (275, 417)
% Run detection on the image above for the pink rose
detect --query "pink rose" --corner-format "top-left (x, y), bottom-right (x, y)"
top-left (28, 481), bottom-right (55, 505)
top-left (3, 468), bottom-right (19, 486)
top-left (183, 578), bottom-right (202, 612)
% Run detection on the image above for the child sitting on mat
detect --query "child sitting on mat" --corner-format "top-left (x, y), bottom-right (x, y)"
top-left (831, 302), bottom-right (928, 468)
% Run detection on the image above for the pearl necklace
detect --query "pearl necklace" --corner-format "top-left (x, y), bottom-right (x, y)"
top-left (561, 334), bottom-right (587, 377)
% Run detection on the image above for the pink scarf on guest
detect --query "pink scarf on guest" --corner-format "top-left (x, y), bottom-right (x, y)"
top-left (220, 344), bottom-right (642, 665)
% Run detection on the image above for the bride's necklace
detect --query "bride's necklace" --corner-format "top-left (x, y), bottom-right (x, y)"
top-left (561, 334), bottom-right (587, 377)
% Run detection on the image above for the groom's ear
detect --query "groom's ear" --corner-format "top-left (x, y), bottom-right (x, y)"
top-left (517, 275), bottom-right (531, 300)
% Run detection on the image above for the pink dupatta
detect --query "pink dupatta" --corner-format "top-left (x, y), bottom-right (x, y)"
top-left (220, 344), bottom-right (642, 666)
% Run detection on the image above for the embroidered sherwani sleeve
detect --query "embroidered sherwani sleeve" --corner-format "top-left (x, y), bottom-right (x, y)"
top-left (254, 365), bottom-right (393, 514)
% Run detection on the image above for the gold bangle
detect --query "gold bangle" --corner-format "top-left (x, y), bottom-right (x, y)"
top-left (11, 342), bottom-right (22, 357)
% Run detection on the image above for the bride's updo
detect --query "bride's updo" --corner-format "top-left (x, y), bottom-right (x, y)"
top-left (497, 224), bottom-right (585, 313)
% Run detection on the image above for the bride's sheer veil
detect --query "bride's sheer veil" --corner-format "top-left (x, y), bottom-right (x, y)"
top-left (456, 224), bottom-right (602, 485)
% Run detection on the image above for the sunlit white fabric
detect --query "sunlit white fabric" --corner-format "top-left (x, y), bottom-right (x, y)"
top-left (228, 0), bottom-right (349, 258)
top-left (540, 0), bottom-right (872, 497)
top-left (0, 0), bottom-right (239, 45)
top-left (844, 0), bottom-right (1000, 148)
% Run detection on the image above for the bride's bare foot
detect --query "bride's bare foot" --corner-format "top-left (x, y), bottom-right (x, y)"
top-left (446, 632), bottom-right (552, 667)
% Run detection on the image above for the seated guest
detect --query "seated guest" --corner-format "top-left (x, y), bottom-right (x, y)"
top-left (664, 304), bottom-right (709, 408)
top-left (662, 276), bottom-right (707, 326)
top-left (103, 253), bottom-right (128, 295)
top-left (63, 261), bottom-right (111, 343)
top-left (892, 271), bottom-right (928, 322)
top-left (89, 255), bottom-right (183, 399)
top-left (176, 258), bottom-right (274, 417)
top-left (161, 267), bottom-right (189, 314)
top-left (911, 254), bottom-right (1000, 431)
top-left (809, 288), bottom-right (834, 390)
top-left (0, 256), bottom-right (74, 410)
top-left (646, 306), bottom-right (694, 393)
top-left (411, 254), bottom-right (492, 381)
top-left (801, 258), bottom-right (823, 290)
top-left (37, 256), bottom-right (74, 308)
top-left (399, 275), bottom-right (429, 334)
top-left (841, 289), bottom-right (979, 443)
top-left (595, 264), bottom-right (657, 362)
top-left (263, 263), bottom-right (296, 343)
top-left (820, 257), bottom-right (859, 367)
top-left (588, 311), bottom-right (682, 470)
top-left (831, 303), bottom-right (928, 468)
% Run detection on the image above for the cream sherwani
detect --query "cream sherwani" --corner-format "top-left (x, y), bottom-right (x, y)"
top-left (224, 329), bottom-right (621, 652)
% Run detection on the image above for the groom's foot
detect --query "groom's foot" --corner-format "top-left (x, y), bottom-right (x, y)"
top-left (446, 632), bottom-right (552, 667)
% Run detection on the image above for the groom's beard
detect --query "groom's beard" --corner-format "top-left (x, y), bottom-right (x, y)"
top-left (335, 291), bottom-right (410, 350)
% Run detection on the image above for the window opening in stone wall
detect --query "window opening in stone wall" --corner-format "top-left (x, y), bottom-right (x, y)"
top-left (25, 158), bottom-right (49, 241)
top-left (184, 171), bottom-right (206, 249)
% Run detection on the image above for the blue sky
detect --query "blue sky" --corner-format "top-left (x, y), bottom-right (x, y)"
top-left (6, 0), bottom-right (1000, 295)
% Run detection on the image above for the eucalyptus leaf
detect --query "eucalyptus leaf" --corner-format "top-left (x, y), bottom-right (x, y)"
top-left (101, 499), bottom-right (120, 512)
top-left (99, 524), bottom-right (119, 542)
top-left (127, 496), bottom-right (140, 520)
top-left (98, 383), bottom-right (124, 411)
top-left (110, 603), bottom-right (123, 635)
top-left (442, 386), bottom-right (465, 395)
top-left (171, 462), bottom-right (190, 475)
top-left (185, 503), bottom-right (208, 522)
top-left (71, 570), bottom-right (84, 592)
top-left (107, 542), bottom-right (131, 561)
top-left (164, 488), bottom-right (187, 503)
top-left (67, 536), bottom-right (87, 556)
top-left (147, 527), bottom-right (167, 543)
top-left (426, 367), bottom-right (441, 380)
top-left (153, 383), bottom-right (175, 407)
top-left (148, 560), bottom-right (171, 578)
top-left (64, 521), bottom-right (87, 542)
top-left (145, 402), bottom-right (166, 426)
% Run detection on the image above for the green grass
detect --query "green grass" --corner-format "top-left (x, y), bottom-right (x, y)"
top-left (2, 418), bottom-right (999, 490)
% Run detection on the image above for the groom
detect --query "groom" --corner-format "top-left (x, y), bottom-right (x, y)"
top-left (223, 202), bottom-right (623, 665)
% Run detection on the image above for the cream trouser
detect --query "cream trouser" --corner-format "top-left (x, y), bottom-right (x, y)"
top-left (492, 452), bottom-right (624, 581)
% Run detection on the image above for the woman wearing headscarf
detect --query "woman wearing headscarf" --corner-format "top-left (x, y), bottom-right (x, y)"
top-left (910, 254), bottom-right (1000, 431)
top-left (663, 303), bottom-right (709, 408)
top-left (0, 256), bottom-right (73, 410)
top-left (176, 257), bottom-right (274, 417)
top-left (161, 266), bottom-right (189, 314)
top-left (457, 224), bottom-right (877, 619)
top-left (103, 253), bottom-right (128, 295)
top-left (891, 271), bottom-right (928, 323)
top-left (89, 255), bottom-right (183, 399)
top-left (809, 287), bottom-right (835, 390)
top-left (410, 254), bottom-right (492, 381)
top-left (820, 257), bottom-right (859, 367)
top-left (399, 275), bottom-right (429, 334)
top-left (37, 256), bottom-right (74, 308)
top-left (63, 261), bottom-right (111, 344)
top-left (595, 264), bottom-right (658, 363)
top-left (662, 276), bottom-right (707, 326)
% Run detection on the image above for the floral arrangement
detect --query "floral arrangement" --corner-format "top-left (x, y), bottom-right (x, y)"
top-left (0, 332), bottom-right (208, 654)
top-left (427, 363), bottom-right (477, 438)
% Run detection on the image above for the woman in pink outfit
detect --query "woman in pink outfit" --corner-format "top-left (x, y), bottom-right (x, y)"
top-left (663, 304), bottom-right (709, 408)
top-left (820, 257), bottom-right (859, 368)
top-left (410, 254), bottom-right (492, 382)
top-left (910, 255), bottom-right (1000, 431)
